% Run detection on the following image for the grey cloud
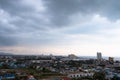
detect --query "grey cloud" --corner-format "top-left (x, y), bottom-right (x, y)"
top-left (44, 0), bottom-right (99, 26)
top-left (99, 0), bottom-right (120, 20)
top-left (0, 0), bottom-right (49, 31)
top-left (44, 0), bottom-right (120, 26)
top-left (0, 0), bottom-right (51, 46)
top-left (1, 0), bottom-right (120, 28)
top-left (0, 21), bottom-right (17, 35)
top-left (0, 0), bottom-right (34, 16)
top-left (0, 0), bottom-right (120, 47)
top-left (0, 35), bottom-right (18, 46)
top-left (0, 22), bottom-right (18, 46)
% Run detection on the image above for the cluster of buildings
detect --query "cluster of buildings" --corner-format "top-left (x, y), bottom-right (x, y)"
top-left (0, 53), bottom-right (120, 80)
top-left (95, 52), bottom-right (120, 80)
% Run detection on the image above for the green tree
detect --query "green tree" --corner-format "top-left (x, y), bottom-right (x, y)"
top-left (112, 75), bottom-right (119, 80)
top-left (93, 72), bottom-right (105, 80)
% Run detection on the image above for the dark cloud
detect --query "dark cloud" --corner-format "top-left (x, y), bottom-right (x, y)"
top-left (44, 0), bottom-right (120, 26)
top-left (44, 0), bottom-right (99, 26)
top-left (1, 0), bottom-right (120, 28)
top-left (0, 0), bottom-right (120, 47)
top-left (0, 0), bottom-right (49, 31)
top-left (0, 0), bottom-right (34, 16)
top-left (99, 0), bottom-right (120, 20)
top-left (0, 0), bottom-right (49, 46)
top-left (0, 35), bottom-right (17, 46)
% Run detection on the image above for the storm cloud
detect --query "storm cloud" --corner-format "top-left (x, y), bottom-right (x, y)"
top-left (1, 0), bottom-right (120, 55)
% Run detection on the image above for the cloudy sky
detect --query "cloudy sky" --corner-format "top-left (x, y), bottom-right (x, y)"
top-left (0, 0), bottom-right (120, 56)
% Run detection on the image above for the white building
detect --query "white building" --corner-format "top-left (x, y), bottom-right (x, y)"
top-left (114, 62), bottom-right (120, 67)
top-left (31, 60), bottom-right (52, 63)
top-left (67, 72), bottom-right (94, 78)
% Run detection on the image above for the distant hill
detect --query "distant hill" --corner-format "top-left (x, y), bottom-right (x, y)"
top-left (0, 52), bottom-right (13, 55)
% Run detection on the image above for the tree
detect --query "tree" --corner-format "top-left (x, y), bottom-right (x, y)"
top-left (112, 75), bottom-right (119, 80)
top-left (93, 72), bottom-right (105, 80)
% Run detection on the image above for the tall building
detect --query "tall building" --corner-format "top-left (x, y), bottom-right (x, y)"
top-left (97, 52), bottom-right (102, 61)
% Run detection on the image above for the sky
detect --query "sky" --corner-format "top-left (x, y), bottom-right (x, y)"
top-left (0, 0), bottom-right (120, 56)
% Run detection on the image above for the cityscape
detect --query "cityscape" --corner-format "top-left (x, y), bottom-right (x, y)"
top-left (0, 52), bottom-right (120, 80)
top-left (1, 0), bottom-right (120, 80)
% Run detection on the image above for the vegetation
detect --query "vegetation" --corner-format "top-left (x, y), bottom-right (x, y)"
top-left (93, 72), bottom-right (105, 80)
top-left (112, 75), bottom-right (119, 80)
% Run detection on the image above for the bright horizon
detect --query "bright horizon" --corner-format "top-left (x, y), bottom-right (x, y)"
top-left (1, 0), bottom-right (120, 57)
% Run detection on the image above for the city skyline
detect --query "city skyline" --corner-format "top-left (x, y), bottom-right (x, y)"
top-left (0, 0), bottom-right (120, 56)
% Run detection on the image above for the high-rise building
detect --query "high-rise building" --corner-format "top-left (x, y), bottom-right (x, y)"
top-left (97, 52), bottom-right (102, 61)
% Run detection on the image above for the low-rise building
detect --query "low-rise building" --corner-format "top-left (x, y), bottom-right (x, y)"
top-left (67, 72), bottom-right (94, 78)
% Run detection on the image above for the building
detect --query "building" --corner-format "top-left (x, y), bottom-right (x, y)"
top-left (68, 54), bottom-right (77, 59)
top-left (67, 72), bottom-right (94, 78)
top-left (27, 75), bottom-right (36, 80)
top-left (31, 60), bottom-right (53, 63)
top-left (108, 57), bottom-right (114, 63)
top-left (97, 52), bottom-right (102, 61)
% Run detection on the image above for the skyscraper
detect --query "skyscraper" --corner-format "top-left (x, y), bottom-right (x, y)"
top-left (97, 52), bottom-right (102, 61)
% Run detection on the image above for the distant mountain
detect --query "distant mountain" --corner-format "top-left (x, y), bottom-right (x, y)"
top-left (0, 52), bottom-right (13, 55)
